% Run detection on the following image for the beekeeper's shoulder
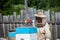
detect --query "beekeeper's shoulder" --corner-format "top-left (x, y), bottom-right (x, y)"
top-left (44, 22), bottom-right (50, 29)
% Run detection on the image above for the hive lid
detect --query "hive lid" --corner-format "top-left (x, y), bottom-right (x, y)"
top-left (16, 27), bottom-right (37, 34)
top-left (8, 32), bottom-right (15, 37)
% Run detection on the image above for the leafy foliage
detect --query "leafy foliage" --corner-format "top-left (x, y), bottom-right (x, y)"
top-left (0, 0), bottom-right (14, 15)
top-left (0, 0), bottom-right (60, 15)
top-left (0, 0), bottom-right (25, 15)
top-left (13, 4), bottom-right (25, 15)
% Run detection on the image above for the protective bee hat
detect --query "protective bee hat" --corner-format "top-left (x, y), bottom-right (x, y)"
top-left (35, 12), bottom-right (46, 18)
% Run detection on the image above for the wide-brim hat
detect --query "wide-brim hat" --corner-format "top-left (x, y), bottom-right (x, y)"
top-left (35, 12), bottom-right (46, 18)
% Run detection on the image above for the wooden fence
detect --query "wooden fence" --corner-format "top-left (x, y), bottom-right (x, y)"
top-left (0, 8), bottom-right (60, 40)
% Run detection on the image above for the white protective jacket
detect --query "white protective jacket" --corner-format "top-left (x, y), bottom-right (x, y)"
top-left (37, 22), bottom-right (51, 40)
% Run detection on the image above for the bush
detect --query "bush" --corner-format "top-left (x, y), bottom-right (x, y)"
top-left (1, 4), bottom-right (25, 15)
top-left (50, 7), bottom-right (60, 12)
top-left (13, 4), bottom-right (25, 15)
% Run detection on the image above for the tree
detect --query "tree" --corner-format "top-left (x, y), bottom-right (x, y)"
top-left (0, 0), bottom-right (60, 15)
top-left (27, 0), bottom-right (50, 9)
top-left (13, 0), bottom-right (24, 5)
top-left (0, 0), bottom-right (14, 15)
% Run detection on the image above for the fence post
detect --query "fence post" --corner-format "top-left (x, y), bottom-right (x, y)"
top-left (13, 12), bottom-right (16, 29)
top-left (50, 10), bottom-right (53, 40)
top-left (54, 12), bottom-right (57, 40)
top-left (2, 23), bottom-right (6, 38)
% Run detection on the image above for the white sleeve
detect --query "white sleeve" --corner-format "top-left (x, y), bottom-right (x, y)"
top-left (44, 23), bottom-right (51, 39)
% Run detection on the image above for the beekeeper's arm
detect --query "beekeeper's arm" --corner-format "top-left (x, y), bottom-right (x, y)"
top-left (45, 23), bottom-right (51, 40)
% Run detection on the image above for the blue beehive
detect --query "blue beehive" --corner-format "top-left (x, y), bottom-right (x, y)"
top-left (8, 32), bottom-right (15, 40)
top-left (8, 32), bottom-right (15, 38)
top-left (16, 27), bottom-right (37, 34)
top-left (16, 27), bottom-right (37, 40)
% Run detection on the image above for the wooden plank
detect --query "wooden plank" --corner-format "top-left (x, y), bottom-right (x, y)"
top-left (2, 23), bottom-right (6, 38)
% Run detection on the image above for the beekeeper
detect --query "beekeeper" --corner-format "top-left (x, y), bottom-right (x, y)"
top-left (35, 12), bottom-right (51, 40)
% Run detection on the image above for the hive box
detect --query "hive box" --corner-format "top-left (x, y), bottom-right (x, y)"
top-left (8, 32), bottom-right (15, 40)
top-left (16, 27), bottom-right (37, 40)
